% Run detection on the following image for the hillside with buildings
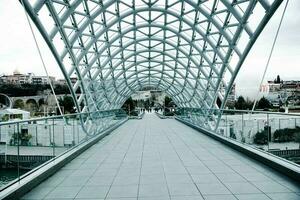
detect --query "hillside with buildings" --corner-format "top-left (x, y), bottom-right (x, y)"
top-left (0, 69), bottom-right (78, 87)
top-left (264, 75), bottom-right (300, 108)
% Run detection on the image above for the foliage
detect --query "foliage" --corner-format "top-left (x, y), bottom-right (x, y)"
top-left (144, 99), bottom-right (151, 109)
top-left (273, 127), bottom-right (300, 143)
top-left (164, 96), bottom-right (173, 107)
top-left (295, 133), bottom-right (300, 149)
top-left (122, 97), bottom-right (136, 114)
top-left (163, 107), bottom-right (174, 116)
top-left (53, 84), bottom-right (70, 94)
top-left (59, 96), bottom-right (75, 113)
top-left (274, 75), bottom-right (281, 84)
top-left (21, 133), bottom-right (32, 141)
top-left (1, 115), bottom-right (9, 122)
top-left (38, 98), bottom-right (45, 106)
top-left (256, 97), bottom-right (272, 110)
top-left (0, 83), bottom-right (80, 97)
top-left (13, 99), bottom-right (25, 109)
top-left (0, 84), bottom-right (47, 97)
top-left (10, 132), bottom-right (32, 146)
top-left (225, 101), bottom-right (235, 109)
top-left (254, 129), bottom-right (268, 145)
top-left (235, 96), bottom-right (253, 110)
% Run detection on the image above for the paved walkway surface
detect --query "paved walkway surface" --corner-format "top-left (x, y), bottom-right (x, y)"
top-left (22, 114), bottom-right (300, 200)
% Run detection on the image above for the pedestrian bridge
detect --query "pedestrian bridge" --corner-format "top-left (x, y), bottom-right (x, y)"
top-left (20, 0), bottom-right (285, 133)
top-left (1, 0), bottom-right (299, 199)
top-left (14, 114), bottom-right (300, 199)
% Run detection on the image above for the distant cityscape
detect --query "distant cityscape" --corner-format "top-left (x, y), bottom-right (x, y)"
top-left (1, 70), bottom-right (300, 109)
top-left (0, 69), bottom-right (77, 86)
top-left (262, 75), bottom-right (300, 107)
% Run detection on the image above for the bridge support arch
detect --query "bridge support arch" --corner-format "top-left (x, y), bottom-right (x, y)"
top-left (21, 0), bottom-right (284, 133)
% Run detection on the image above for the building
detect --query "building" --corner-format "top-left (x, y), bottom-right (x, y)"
top-left (57, 77), bottom-right (77, 85)
top-left (32, 76), bottom-right (55, 85)
top-left (0, 70), bottom-right (55, 85)
top-left (266, 79), bottom-right (300, 107)
top-left (0, 69), bottom-right (33, 84)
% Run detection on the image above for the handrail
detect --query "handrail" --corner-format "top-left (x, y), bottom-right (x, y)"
top-left (176, 107), bottom-right (300, 167)
top-left (0, 116), bottom-right (128, 197)
top-left (0, 109), bottom-right (128, 193)
top-left (176, 116), bottom-right (300, 182)
top-left (177, 107), bottom-right (300, 117)
top-left (0, 109), bottom-right (121, 126)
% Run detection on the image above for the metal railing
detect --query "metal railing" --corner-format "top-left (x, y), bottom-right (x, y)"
top-left (176, 108), bottom-right (300, 166)
top-left (0, 109), bottom-right (127, 191)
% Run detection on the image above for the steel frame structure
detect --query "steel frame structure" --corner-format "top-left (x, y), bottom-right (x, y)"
top-left (21, 0), bottom-right (283, 132)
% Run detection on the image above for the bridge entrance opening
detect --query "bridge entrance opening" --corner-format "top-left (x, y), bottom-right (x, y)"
top-left (121, 90), bottom-right (176, 116)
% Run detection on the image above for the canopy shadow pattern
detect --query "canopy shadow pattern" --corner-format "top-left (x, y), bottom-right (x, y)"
top-left (22, 0), bottom-right (283, 133)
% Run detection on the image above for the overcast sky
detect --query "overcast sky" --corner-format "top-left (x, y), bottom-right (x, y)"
top-left (0, 1), bottom-right (299, 99)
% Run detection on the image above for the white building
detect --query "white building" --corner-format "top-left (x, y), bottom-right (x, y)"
top-left (32, 76), bottom-right (55, 85)
top-left (0, 69), bottom-right (56, 85)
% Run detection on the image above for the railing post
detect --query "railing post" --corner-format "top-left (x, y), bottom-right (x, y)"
top-left (35, 125), bottom-right (38, 146)
top-left (77, 117), bottom-right (79, 144)
top-left (225, 114), bottom-right (228, 138)
top-left (242, 112), bottom-right (244, 141)
top-left (17, 122), bottom-right (20, 182)
top-left (267, 113), bottom-right (270, 151)
top-left (52, 119), bottom-right (55, 157)
top-left (72, 118), bottom-right (75, 146)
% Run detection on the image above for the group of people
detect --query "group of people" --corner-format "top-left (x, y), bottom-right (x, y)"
top-left (141, 108), bottom-right (153, 113)
top-left (140, 107), bottom-right (164, 113)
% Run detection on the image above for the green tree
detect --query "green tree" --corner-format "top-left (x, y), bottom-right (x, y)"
top-left (164, 96), bottom-right (173, 107)
top-left (257, 97), bottom-right (272, 109)
top-left (295, 132), bottom-right (300, 149)
top-left (274, 75), bottom-right (281, 84)
top-left (254, 129), bottom-right (268, 145)
top-left (13, 99), bottom-right (25, 109)
top-left (122, 97), bottom-right (136, 114)
top-left (235, 96), bottom-right (254, 110)
top-left (59, 96), bottom-right (75, 113)
top-left (235, 96), bottom-right (247, 110)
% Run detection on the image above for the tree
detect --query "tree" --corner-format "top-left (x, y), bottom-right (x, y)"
top-left (235, 96), bottom-right (247, 110)
top-left (122, 97), bottom-right (136, 114)
top-left (13, 99), bottom-right (25, 109)
top-left (274, 75), bottom-right (281, 84)
top-left (257, 97), bottom-right (272, 110)
top-left (254, 129), bottom-right (268, 145)
top-left (164, 96), bottom-right (173, 107)
top-left (54, 84), bottom-right (70, 94)
top-left (225, 101), bottom-right (235, 109)
top-left (235, 96), bottom-right (254, 110)
top-left (295, 132), bottom-right (300, 149)
top-left (59, 96), bottom-right (75, 113)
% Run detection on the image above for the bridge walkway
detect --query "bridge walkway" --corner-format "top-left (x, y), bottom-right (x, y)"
top-left (22, 113), bottom-right (300, 200)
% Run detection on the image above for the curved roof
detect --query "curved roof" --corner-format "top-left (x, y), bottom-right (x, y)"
top-left (22, 0), bottom-right (283, 129)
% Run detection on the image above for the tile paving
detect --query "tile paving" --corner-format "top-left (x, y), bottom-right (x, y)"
top-left (21, 113), bottom-right (300, 200)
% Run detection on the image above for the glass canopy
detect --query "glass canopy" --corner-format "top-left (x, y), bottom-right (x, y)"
top-left (22, 0), bottom-right (283, 131)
